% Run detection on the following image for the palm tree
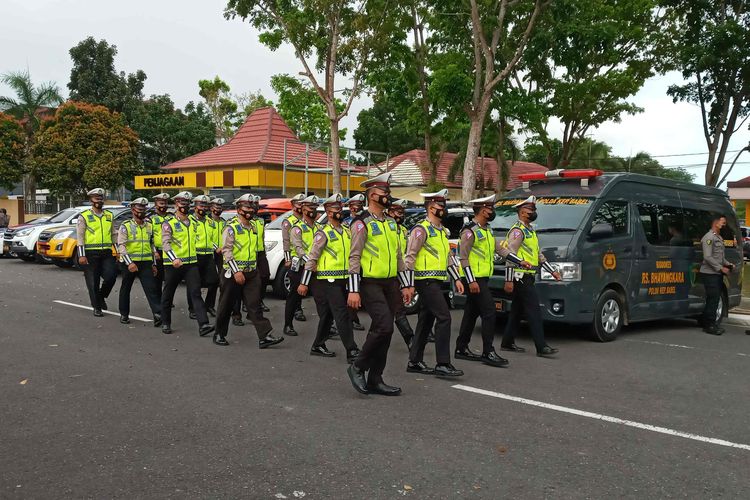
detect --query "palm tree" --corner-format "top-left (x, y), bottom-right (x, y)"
top-left (0, 70), bottom-right (64, 201)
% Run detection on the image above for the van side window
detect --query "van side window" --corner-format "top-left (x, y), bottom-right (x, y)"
top-left (637, 203), bottom-right (691, 247)
top-left (591, 201), bottom-right (629, 236)
top-left (682, 208), bottom-right (714, 246)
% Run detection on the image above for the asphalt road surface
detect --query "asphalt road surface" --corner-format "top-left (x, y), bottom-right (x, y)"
top-left (2, 258), bottom-right (749, 499)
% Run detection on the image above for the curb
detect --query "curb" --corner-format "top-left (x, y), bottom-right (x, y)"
top-left (725, 314), bottom-right (750, 327)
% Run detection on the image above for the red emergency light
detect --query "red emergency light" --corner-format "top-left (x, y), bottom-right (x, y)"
top-left (518, 169), bottom-right (604, 181)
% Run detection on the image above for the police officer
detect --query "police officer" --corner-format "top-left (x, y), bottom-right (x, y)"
top-left (116, 198), bottom-right (161, 326)
top-left (160, 191), bottom-right (214, 337)
top-left (204, 197), bottom-right (226, 315)
top-left (77, 188), bottom-right (117, 316)
top-left (187, 195), bottom-right (220, 318)
top-left (284, 195), bottom-right (322, 336)
top-left (251, 195), bottom-right (271, 314)
top-left (386, 198), bottom-right (414, 347)
top-left (455, 194), bottom-right (530, 367)
top-left (404, 189), bottom-right (465, 377)
top-left (500, 196), bottom-right (560, 357)
top-left (346, 172), bottom-right (412, 396)
top-left (297, 193), bottom-right (360, 361)
top-left (213, 194), bottom-right (282, 348)
top-left (699, 214), bottom-right (733, 335)
top-left (345, 193), bottom-right (367, 332)
top-left (148, 193), bottom-right (172, 302)
top-left (282, 193), bottom-right (307, 323)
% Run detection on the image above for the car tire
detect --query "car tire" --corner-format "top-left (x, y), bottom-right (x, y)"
top-left (591, 289), bottom-right (624, 342)
top-left (36, 253), bottom-right (53, 264)
top-left (273, 264), bottom-right (290, 299)
top-left (18, 253), bottom-right (35, 262)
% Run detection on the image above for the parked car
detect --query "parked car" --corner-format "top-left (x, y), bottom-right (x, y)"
top-left (3, 205), bottom-right (125, 263)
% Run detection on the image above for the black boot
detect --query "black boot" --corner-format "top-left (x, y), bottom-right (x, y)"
top-left (283, 325), bottom-right (298, 337)
top-left (434, 363), bottom-right (464, 377)
top-left (454, 345), bottom-right (482, 361)
top-left (352, 321), bottom-right (365, 331)
top-left (395, 317), bottom-right (414, 347)
top-left (261, 301), bottom-right (270, 313)
top-left (199, 323), bottom-right (215, 337)
top-left (153, 314), bottom-right (162, 327)
top-left (367, 378), bottom-right (401, 396)
top-left (120, 315), bottom-right (130, 324)
top-left (93, 308), bottom-right (103, 317)
top-left (294, 309), bottom-right (306, 322)
top-left (481, 350), bottom-right (509, 367)
top-left (346, 348), bottom-right (361, 364)
top-left (259, 334), bottom-right (284, 349)
top-left (537, 346), bottom-right (559, 357)
top-left (206, 307), bottom-right (217, 317)
top-left (232, 316), bottom-right (245, 326)
top-left (347, 364), bottom-right (368, 394)
top-left (189, 310), bottom-right (197, 320)
top-left (310, 344), bottom-right (336, 357)
top-left (213, 334), bottom-right (229, 346)
top-left (162, 324), bottom-right (173, 335)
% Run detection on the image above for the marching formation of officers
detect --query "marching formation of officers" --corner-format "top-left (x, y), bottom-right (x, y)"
top-left (76, 171), bottom-right (560, 397)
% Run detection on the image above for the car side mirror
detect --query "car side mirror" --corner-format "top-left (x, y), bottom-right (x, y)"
top-left (70, 218), bottom-right (78, 224)
top-left (589, 223), bottom-right (614, 239)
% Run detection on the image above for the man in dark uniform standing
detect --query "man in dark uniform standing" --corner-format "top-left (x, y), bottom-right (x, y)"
top-left (213, 194), bottom-right (283, 348)
top-left (116, 197), bottom-right (161, 326)
top-left (501, 196), bottom-right (560, 357)
top-left (404, 189), bottom-right (465, 377)
top-left (77, 188), bottom-right (117, 316)
top-left (346, 173), bottom-right (412, 396)
top-left (282, 193), bottom-right (307, 323)
top-left (148, 192), bottom-right (172, 303)
top-left (386, 198), bottom-right (414, 347)
top-left (455, 194), bottom-right (530, 367)
top-left (298, 193), bottom-right (360, 361)
top-left (699, 214), bottom-right (733, 335)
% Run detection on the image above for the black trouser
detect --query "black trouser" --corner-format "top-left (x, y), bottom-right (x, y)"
top-left (205, 252), bottom-right (223, 309)
top-left (161, 264), bottom-right (208, 327)
top-left (355, 278), bottom-right (402, 383)
top-left (700, 272), bottom-right (723, 328)
top-left (154, 250), bottom-right (164, 290)
top-left (216, 270), bottom-right (272, 339)
top-left (258, 251), bottom-right (270, 302)
top-left (284, 268), bottom-right (303, 327)
top-left (118, 261), bottom-right (161, 317)
top-left (502, 274), bottom-right (546, 352)
top-left (410, 279), bottom-right (452, 365)
top-left (456, 277), bottom-right (496, 353)
top-left (311, 279), bottom-right (357, 352)
top-left (82, 250), bottom-right (117, 309)
top-left (187, 253), bottom-right (219, 312)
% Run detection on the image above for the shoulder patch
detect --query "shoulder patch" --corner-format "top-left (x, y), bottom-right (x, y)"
top-left (510, 228), bottom-right (524, 239)
top-left (354, 221), bottom-right (365, 233)
top-left (463, 229), bottom-right (474, 240)
top-left (315, 232), bottom-right (327, 243)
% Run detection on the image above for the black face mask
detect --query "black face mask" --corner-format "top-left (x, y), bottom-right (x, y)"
top-left (92, 200), bottom-right (103, 209)
top-left (238, 208), bottom-right (253, 219)
top-left (486, 209), bottom-right (496, 222)
top-left (331, 211), bottom-right (343, 222)
top-left (304, 209), bottom-right (316, 219)
top-left (155, 204), bottom-right (167, 214)
top-left (177, 203), bottom-right (189, 214)
top-left (433, 207), bottom-right (446, 220)
top-left (372, 194), bottom-right (392, 208)
top-left (527, 211), bottom-right (538, 222)
top-left (350, 204), bottom-right (363, 215)
top-left (133, 209), bottom-right (146, 220)
top-left (196, 207), bottom-right (207, 217)
top-left (211, 208), bottom-right (222, 217)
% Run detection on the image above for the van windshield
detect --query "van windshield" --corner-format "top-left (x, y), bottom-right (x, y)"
top-left (491, 197), bottom-right (594, 234)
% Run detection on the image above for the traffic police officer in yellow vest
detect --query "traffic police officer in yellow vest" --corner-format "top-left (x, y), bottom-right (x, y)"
top-left (187, 195), bottom-right (220, 318)
top-left (160, 191), bottom-right (214, 337)
top-left (251, 195), bottom-right (271, 313)
top-left (282, 193), bottom-right (307, 323)
top-left (404, 189), bottom-right (465, 377)
top-left (346, 172), bottom-right (412, 396)
top-left (297, 193), bottom-right (361, 361)
top-left (501, 195), bottom-right (561, 357)
top-left (455, 194), bottom-right (530, 367)
top-left (116, 198), bottom-right (162, 326)
top-left (204, 197), bottom-right (226, 315)
top-left (344, 193), bottom-right (367, 332)
top-left (285, 195), bottom-right (322, 336)
top-left (77, 188), bottom-right (118, 316)
top-left (386, 198), bottom-right (414, 347)
top-left (148, 192), bottom-right (172, 300)
top-left (214, 194), bottom-right (282, 348)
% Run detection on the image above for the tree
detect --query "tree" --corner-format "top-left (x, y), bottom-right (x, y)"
top-left (128, 95), bottom-right (216, 171)
top-left (233, 90), bottom-right (274, 127)
top-left (511, 0), bottom-right (658, 169)
top-left (271, 74), bottom-right (345, 143)
top-left (354, 93), bottom-right (423, 154)
top-left (198, 76), bottom-right (238, 145)
top-left (30, 102), bottom-right (140, 198)
top-left (661, 1), bottom-right (750, 186)
top-left (0, 70), bottom-right (64, 201)
top-left (67, 37), bottom-right (146, 117)
top-left (623, 152), bottom-right (694, 182)
top-left (0, 113), bottom-right (26, 191)
top-left (225, 0), bottom-right (397, 194)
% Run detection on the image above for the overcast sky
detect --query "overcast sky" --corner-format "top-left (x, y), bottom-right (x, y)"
top-left (2, 0), bottom-right (749, 186)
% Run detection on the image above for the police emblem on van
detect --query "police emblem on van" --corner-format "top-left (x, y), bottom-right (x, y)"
top-left (602, 250), bottom-right (617, 271)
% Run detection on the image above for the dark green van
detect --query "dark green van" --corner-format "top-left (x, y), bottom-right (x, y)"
top-left (489, 171), bottom-right (742, 341)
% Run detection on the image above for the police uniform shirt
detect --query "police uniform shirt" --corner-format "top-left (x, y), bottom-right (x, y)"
top-left (281, 213), bottom-right (301, 260)
top-left (303, 226), bottom-right (345, 273)
top-left (700, 230), bottom-right (730, 274)
top-left (505, 221), bottom-right (550, 268)
top-left (458, 222), bottom-right (513, 274)
top-left (76, 208), bottom-right (117, 251)
top-left (404, 222), bottom-right (459, 278)
top-left (290, 219), bottom-right (321, 261)
top-left (348, 212), bottom-right (406, 277)
top-left (161, 214), bottom-right (192, 261)
top-left (116, 219), bottom-right (155, 264)
top-left (221, 219), bottom-right (257, 267)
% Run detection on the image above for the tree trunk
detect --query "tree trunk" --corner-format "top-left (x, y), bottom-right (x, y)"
top-left (329, 118), bottom-right (342, 194)
top-left (496, 120), bottom-right (509, 193)
top-left (462, 110), bottom-right (487, 202)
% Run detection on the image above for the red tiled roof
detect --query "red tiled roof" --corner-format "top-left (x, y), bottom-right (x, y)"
top-left (727, 175), bottom-right (750, 188)
top-left (162, 106), bottom-right (349, 170)
top-left (380, 149), bottom-right (548, 189)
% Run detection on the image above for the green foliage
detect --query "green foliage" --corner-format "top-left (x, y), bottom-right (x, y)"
top-left (233, 90), bottom-right (274, 127)
top-left (0, 113), bottom-right (26, 190)
top-left (270, 74), bottom-right (345, 143)
top-left (198, 76), bottom-right (238, 144)
top-left (354, 94), bottom-right (423, 154)
top-left (0, 70), bottom-right (63, 136)
top-left (67, 37), bottom-right (146, 118)
top-left (30, 102), bottom-right (141, 197)
top-left (128, 95), bottom-right (216, 171)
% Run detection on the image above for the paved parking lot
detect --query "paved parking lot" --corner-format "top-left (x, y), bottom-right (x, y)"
top-left (1, 258), bottom-right (749, 498)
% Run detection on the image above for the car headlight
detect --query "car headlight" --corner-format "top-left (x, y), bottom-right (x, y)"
top-left (51, 229), bottom-right (75, 240)
top-left (541, 262), bottom-right (581, 281)
top-left (16, 228), bottom-right (34, 236)
top-left (265, 241), bottom-right (278, 251)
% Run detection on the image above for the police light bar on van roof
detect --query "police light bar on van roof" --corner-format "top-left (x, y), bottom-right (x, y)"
top-left (519, 169), bottom-right (603, 189)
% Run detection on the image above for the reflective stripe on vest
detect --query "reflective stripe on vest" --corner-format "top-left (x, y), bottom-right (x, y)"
top-left (254, 218), bottom-right (265, 251)
top-left (317, 224), bottom-right (351, 280)
top-left (291, 220), bottom-right (318, 257)
top-left (507, 222), bottom-right (539, 273)
top-left (82, 209), bottom-right (113, 251)
top-left (190, 215), bottom-right (217, 255)
top-left (468, 224), bottom-right (495, 278)
top-left (123, 220), bottom-right (152, 262)
top-left (223, 221), bottom-right (258, 271)
top-left (414, 220), bottom-right (450, 280)
top-left (163, 218), bottom-right (197, 265)
top-left (360, 216), bottom-right (399, 279)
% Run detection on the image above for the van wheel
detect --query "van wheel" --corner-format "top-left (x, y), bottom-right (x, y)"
top-left (273, 265), bottom-right (290, 299)
top-left (716, 290), bottom-right (728, 325)
top-left (592, 289), bottom-right (623, 342)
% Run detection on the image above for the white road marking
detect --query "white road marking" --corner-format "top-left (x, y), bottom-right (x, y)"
top-left (452, 384), bottom-right (750, 452)
top-left (623, 338), bottom-right (748, 358)
top-left (53, 300), bottom-right (151, 323)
